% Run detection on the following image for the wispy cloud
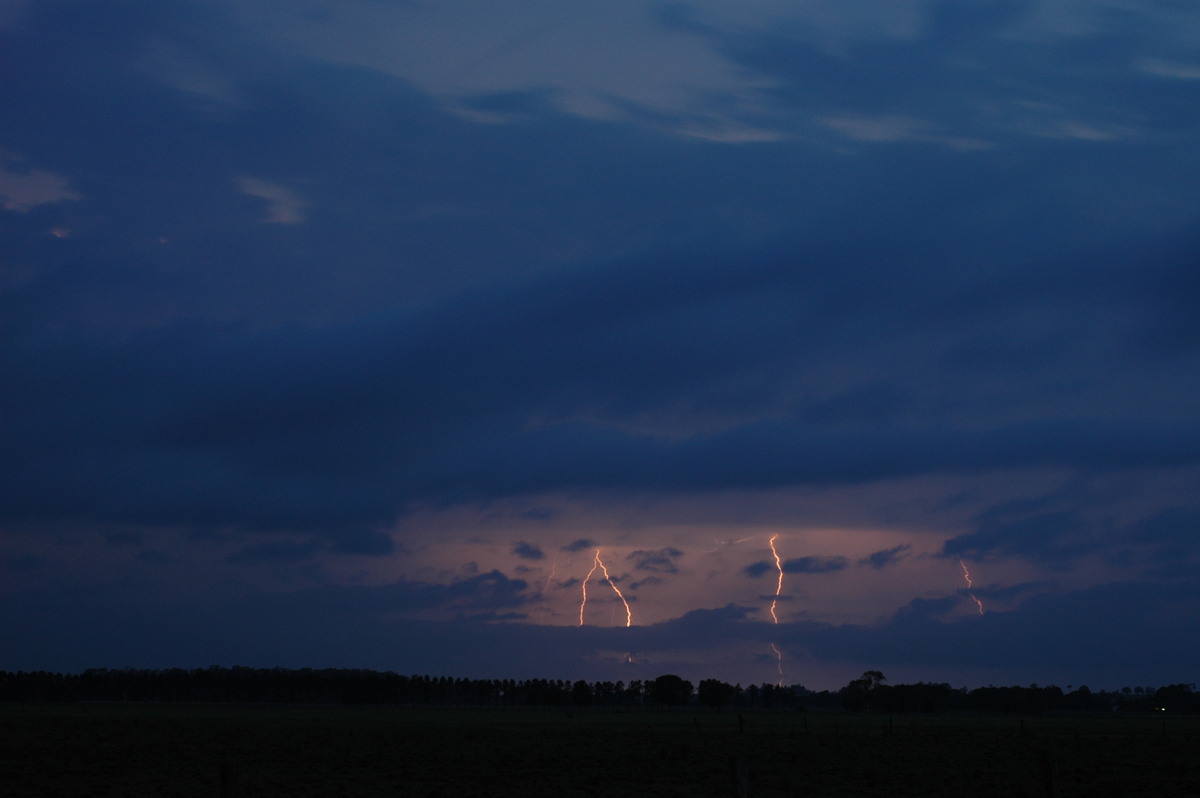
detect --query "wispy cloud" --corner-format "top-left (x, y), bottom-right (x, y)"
top-left (235, 176), bottom-right (306, 224)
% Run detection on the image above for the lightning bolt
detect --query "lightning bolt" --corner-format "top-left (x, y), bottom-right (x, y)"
top-left (769, 534), bottom-right (783, 624)
top-left (595, 550), bottom-right (633, 627)
top-left (579, 555), bottom-right (599, 626)
top-left (768, 534), bottom-right (785, 686)
top-left (959, 558), bottom-right (985, 615)
top-left (542, 562), bottom-right (558, 596)
top-left (579, 549), bottom-right (633, 627)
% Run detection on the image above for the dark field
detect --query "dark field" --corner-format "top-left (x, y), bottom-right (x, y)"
top-left (3, 704), bottom-right (1199, 797)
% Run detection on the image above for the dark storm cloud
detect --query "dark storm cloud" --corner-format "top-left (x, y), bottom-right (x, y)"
top-left (6, 0), bottom-right (1200, 556)
top-left (859, 544), bottom-right (912, 570)
top-left (562, 539), bottom-right (597, 553)
top-left (783, 556), bottom-right (849, 575)
top-left (512, 541), bottom-right (545, 561)
top-left (627, 547), bottom-right (683, 573)
top-left (743, 561), bottom-right (773, 579)
top-left (943, 510), bottom-right (1098, 565)
top-left (789, 579), bottom-right (1200, 687)
top-left (227, 539), bottom-right (319, 565)
top-left (3, 0), bottom-right (1200, 688)
top-left (945, 493), bottom-right (1200, 568)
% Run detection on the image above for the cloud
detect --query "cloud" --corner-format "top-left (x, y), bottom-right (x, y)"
top-left (627, 547), bottom-right (683, 573)
top-left (2, 0), bottom-right (1200, 692)
top-left (743, 560), bottom-right (773, 579)
top-left (562, 539), bottom-right (596, 553)
top-left (232, 1), bottom-right (774, 131)
top-left (944, 509), bottom-right (1098, 565)
top-left (227, 538), bottom-right (319, 564)
top-left (0, 157), bottom-right (82, 211)
top-left (859, 544), bottom-right (912, 570)
top-left (1138, 58), bottom-right (1200, 81)
top-left (235, 176), bottom-right (306, 224)
top-left (512, 541), bottom-right (544, 560)
top-left (782, 556), bottom-right (849, 574)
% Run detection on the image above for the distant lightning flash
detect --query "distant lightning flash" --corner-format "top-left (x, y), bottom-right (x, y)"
top-left (579, 555), bottom-right (599, 626)
top-left (579, 549), bottom-right (633, 627)
top-left (769, 534), bottom-right (783, 624)
top-left (595, 551), bottom-right (633, 627)
top-left (768, 534), bottom-right (785, 686)
top-left (959, 558), bottom-right (985, 615)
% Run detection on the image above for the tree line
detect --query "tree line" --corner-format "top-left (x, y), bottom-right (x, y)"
top-left (0, 667), bottom-right (1195, 713)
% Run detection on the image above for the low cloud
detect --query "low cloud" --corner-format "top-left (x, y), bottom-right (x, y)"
top-left (512, 541), bottom-right (544, 560)
top-left (562, 539), bottom-right (596, 553)
top-left (783, 556), bottom-right (848, 574)
top-left (628, 547), bottom-right (683, 573)
top-left (859, 544), bottom-right (912, 570)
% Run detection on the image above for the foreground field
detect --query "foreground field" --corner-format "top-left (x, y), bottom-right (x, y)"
top-left (2, 704), bottom-right (1198, 797)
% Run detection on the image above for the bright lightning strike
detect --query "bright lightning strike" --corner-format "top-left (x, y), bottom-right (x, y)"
top-left (579, 556), bottom-right (599, 626)
top-left (595, 551), bottom-right (633, 627)
top-left (959, 558), bottom-right (985, 615)
top-left (768, 534), bottom-right (783, 624)
top-left (579, 549), bottom-right (632, 627)
top-left (768, 534), bottom-right (785, 687)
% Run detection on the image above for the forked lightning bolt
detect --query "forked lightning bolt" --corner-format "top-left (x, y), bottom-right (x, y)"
top-left (959, 558), bottom-right (985, 615)
top-left (579, 549), bottom-right (632, 627)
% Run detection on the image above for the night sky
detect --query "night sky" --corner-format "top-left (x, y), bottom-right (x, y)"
top-left (3, 0), bottom-right (1199, 691)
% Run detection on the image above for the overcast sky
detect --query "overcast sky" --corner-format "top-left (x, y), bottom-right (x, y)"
top-left (3, 0), bottom-right (1199, 691)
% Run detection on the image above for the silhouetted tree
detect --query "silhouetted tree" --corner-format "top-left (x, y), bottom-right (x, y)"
top-left (650, 674), bottom-right (693, 706)
top-left (697, 678), bottom-right (736, 708)
top-left (842, 670), bottom-right (886, 712)
top-left (571, 680), bottom-right (592, 706)
top-left (1155, 684), bottom-right (1199, 713)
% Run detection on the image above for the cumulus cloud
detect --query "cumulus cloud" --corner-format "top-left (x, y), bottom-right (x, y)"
top-left (562, 539), bottom-right (597, 553)
top-left (628, 547), bottom-right (683, 573)
top-left (512, 541), bottom-right (544, 560)
top-left (859, 544), bottom-right (912, 570)
top-left (783, 556), bottom-right (849, 574)
top-left (0, 158), bottom-right (82, 211)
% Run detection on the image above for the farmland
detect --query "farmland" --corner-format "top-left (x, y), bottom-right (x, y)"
top-left (3, 703), bottom-right (1198, 797)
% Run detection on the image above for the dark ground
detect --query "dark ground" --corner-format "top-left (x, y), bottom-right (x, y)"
top-left (2, 704), bottom-right (1198, 797)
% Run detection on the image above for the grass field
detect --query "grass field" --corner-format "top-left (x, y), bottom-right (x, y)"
top-left (3, 703), bottom-right (1198, 797)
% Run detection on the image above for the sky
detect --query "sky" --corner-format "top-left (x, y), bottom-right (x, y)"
top-left (2, 0), bottom-right (1199, 692)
